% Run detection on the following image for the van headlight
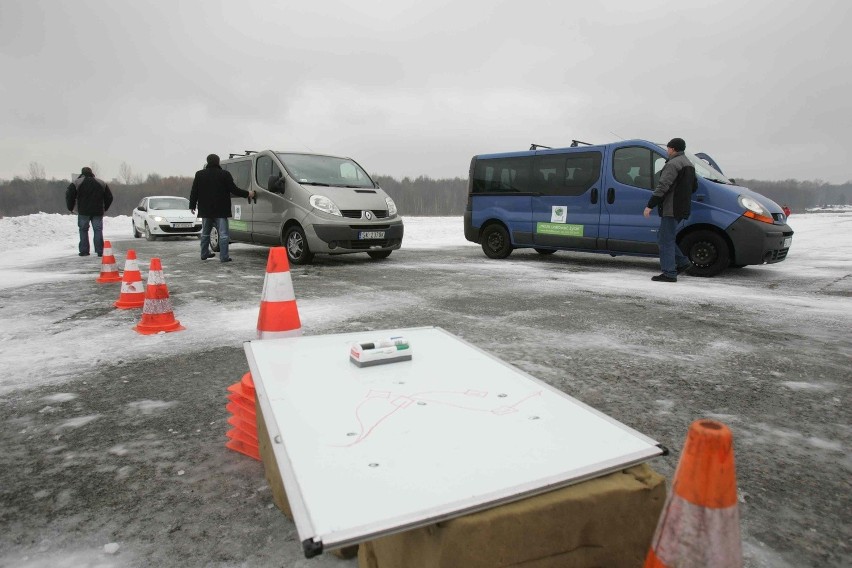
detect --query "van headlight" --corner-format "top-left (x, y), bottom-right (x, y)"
top-left (153, 216), bottom-right (165, 223)
top-left (309, 195), bottom-right (342, 216)
top-left (385, 197), bottom-right (397, 217)
top-left (738, 195), bottom-right (774, 224)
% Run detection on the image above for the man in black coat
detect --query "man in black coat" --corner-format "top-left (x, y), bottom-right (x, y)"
top-left (66, 166), bottom-right (113, 257)
top-left (189, 154), bottom-right (255, 262)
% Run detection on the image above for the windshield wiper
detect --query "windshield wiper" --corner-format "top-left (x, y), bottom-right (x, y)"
top-left (302, 181), bottom-right (330, 186)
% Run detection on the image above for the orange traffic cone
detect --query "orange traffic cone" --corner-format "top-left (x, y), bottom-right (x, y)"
top-left (96, 240), bottom-right (122, 283)
top-left (114, 250), bottom-right (145, 309)
top-left (644, 419), bottom-right (742, 567)
top-left (256, 247), bottom-right (302, 338)
top-left (225, 372), bottom-right (260, 460)
top-left (132, 257), bottom-right (185, 334)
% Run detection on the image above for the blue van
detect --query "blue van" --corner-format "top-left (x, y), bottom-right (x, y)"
top-left (463, 139), bottom-right (793, 276)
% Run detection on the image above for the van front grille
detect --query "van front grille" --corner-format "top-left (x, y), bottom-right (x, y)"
top-left (340, 210), bottom-right (389, 219)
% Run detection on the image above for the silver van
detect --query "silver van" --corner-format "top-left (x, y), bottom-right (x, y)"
top-left (216, 151), bottom-right (404, 264)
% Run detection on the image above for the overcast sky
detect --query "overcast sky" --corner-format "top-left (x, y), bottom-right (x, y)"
top-left (1, 0), bottom-right (849, 185)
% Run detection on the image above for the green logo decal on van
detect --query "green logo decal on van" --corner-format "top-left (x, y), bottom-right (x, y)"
top-left (230, 220), bottom-right (248, 231)
top-left (536, 222), bottom-right (583, 237)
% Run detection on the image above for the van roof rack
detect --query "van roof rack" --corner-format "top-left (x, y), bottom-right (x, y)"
top-left (227, 150), bottom-right (259, 158)
top-left (570, 139), bottom-right (592, 147)
top-left (529, 143), bottom-right (552, 150)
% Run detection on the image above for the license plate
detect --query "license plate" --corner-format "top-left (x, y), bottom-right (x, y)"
top-left (173, 223), bottom-right (194, 228)
top-left (358, 231), bottom-right (385, 239)
top-left (783, 237), bottom-right (792, 248)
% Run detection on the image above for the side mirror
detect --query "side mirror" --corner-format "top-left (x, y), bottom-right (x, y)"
top-left (268, 175), bottom-right (285, 194)
top-left (137, 205), bottom-right (145, 211)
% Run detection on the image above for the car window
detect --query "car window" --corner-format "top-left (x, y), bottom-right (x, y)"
top-left (256, 155), bottom-right (282, 190)
top-left (612, 146), bottom-right (659, 190)
top-left (149, 197), bottom-right (190, 210)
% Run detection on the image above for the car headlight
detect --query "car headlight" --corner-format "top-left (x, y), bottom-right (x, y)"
top-left (153, 216), bottom-right (165, 223)
top-left (737, 195), bottom-right (774, 224)
top-left (309, 194), bottom-right (342, 216)
top-left (385, 197), bottom-right (397, 217)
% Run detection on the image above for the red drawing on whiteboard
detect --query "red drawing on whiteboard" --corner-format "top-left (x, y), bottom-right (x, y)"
top-left (338, 388), bottom-right (542, 446)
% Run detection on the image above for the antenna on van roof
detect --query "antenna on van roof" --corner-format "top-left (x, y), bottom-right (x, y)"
top-left (529, 143), bottom-right (552, 150)
top-left (570, 140), bottom-right (592, 147)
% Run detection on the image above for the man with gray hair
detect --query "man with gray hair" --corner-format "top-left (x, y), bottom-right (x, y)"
top-left (65, 166), bottom-right (113, 257)
top-left (643, 137), bottom-right (696, 282)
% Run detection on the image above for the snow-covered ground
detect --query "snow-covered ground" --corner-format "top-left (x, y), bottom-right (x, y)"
top-left (0, 211), bottom-right (850, 568)
top-left (0, 211), bottom-right (850, 395)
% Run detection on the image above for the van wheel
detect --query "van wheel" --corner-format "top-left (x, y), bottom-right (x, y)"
top-left (680, 230), bottom-right (729, 277)
top-left (133, 221), bottom-right (141, 238)
top-left (534, 248), bottom-right (556, 255)
top-left (285, 226), bottom-right (314, 265)
top-left (368, 250), bottom-right (392, 260)
top-left (210, 226), bottom-right (221, 252)
top-left (144, 223), bottom-right (156, 241)
top-left (481, 224), bottom-right (513, 259)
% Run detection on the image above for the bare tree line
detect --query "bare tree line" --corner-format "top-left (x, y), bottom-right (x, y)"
top-left (2, 165), bottom-right (850, 218)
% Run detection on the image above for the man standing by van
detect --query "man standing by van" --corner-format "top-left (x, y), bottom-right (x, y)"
top-left (190, 154), bottom-right (255, 263)
top-left (643, 137), bottom-right (696, 282)
top-left (66, 166), bottom-right (113, 257)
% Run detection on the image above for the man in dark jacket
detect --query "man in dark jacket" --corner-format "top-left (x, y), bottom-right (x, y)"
top-left (643, 138), bottom-right (696, 282)
top-left (66, 166), bottom-right (113, 257)
top-left (189, 154), bottom-right (255, 262)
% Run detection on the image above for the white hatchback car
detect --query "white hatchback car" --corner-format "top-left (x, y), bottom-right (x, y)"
top-left (132, 196), bottom-right (202, 241)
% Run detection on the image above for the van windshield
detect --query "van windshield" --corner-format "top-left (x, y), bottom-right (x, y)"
top-left (276, 153), bottom-right (375, 188)
top-left (655, 145), bottom-right (730, 184)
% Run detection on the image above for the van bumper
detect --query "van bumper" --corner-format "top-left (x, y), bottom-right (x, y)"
top-left (310, 220), bottom-right (404, 253)
top-left (726, 216), bottom-right (793, 265)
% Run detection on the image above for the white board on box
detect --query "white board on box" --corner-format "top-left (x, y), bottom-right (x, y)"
top-left (245, 326), bottom-right (662, 557)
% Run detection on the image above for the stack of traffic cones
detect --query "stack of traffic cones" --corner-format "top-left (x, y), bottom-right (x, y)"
top-left (256, 247), bottom-right (302, 339)
top-left (226, 247), bottom-right (303, 460)
top-left (225, 372), bottom-right (260, 460)
top-left (114, 250), bottom-right (145, 309)
top-left (133, 257), bottom-right (185, 334)
top-left (96, 240), bottom-right (122, 283)
top-left (644, 419), bottom-right (742, 567)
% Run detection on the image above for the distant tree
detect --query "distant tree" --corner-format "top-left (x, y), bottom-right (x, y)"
top-left (28, 161), bottom-right (46, 181)
top-left (119, 162), bottom-right (134, 185)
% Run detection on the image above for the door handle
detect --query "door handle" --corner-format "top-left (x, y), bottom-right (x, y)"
top-left (591, 188), bottom-right (599, 204)
top-left (607, 188), bottom-right (615, 204)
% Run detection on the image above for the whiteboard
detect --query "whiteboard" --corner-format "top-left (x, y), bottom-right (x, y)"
top-left (244, 327), bottom-right (662, 557)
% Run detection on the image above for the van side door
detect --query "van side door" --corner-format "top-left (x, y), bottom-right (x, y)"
top-left (221, 159), bottom-right (253, 241)
top-left (601, 144), bottom-right (666, 254)
top-left (531, 150), bottom-right (602, 250)
top-left (252, 154), bottom-right (292, 245)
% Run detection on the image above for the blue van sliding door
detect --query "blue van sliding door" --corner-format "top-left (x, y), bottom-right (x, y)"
top-left (531, 150), bottom-right (603, 250)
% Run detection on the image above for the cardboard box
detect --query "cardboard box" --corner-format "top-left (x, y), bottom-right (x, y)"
top-left (257, 401), bottom-right (665, 567)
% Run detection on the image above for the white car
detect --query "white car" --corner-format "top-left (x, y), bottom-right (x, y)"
top-left (132, 196), bottom-right (202, 241)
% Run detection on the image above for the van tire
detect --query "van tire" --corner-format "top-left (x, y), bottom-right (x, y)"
top-left (534, 248), bottom-right (556, 255)
top-left (481, 224), bottom-right (513, 259)
top-left (284, 226), bottom-right (314, 265)
top-left (133, 221), bottom-right (141, 238)
top-left (680, 230), bottom-right (729, 277)
top-left (210, 226), bottom-right (220, 252)
top-left (367, 250), bottom-right (392, 260)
